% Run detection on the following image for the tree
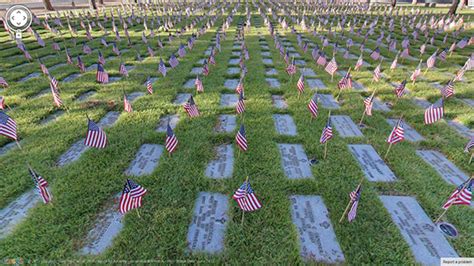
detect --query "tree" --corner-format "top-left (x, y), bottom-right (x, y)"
top-left (42, 0), bottom-right (54, 11)
top-left (89, 0), bottom-right (97, 9)
top-left (448, 0), bottom-right (460, 15)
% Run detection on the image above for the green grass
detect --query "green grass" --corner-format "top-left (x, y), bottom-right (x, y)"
top-left (0, 3), bottom-right (473, 264)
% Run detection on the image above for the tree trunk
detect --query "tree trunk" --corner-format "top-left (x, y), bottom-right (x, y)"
top-left (448, 0), bottom-right (460, 16)
top-left (42, 0), bottom-right (54, 11)
top-left (89, 0), bottom-right (97, 9)
top-left (391, 0), bottom-right (397, 7)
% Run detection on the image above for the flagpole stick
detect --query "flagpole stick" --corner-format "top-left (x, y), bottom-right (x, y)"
top-left (359, 110), bottom-right (366, 125)
top-left (15, 140), bottom-right (22, 150)
top-left (469, 153), bottom-right (473, 164)
top-left (339, 177), bottom-right (363, 223)
top-left (384, 143), bottom-right (393, 160)
top-left (241, 176), bottom-right (249, 225)
top-left (136, 207), bottom-right (141, 218)
top-left (434, 176), bottom-right (473, 223)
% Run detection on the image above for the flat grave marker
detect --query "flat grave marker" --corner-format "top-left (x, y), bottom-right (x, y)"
top-left (0, 190), bottom-right (40, 239)
top-left (63, 73), bottom-right (81, 83)
top-left (227, 67), bottom-right (240, 75)
top-left (124, 144), bottom-right (164, 176)
top-left (348, 144), bottom-right (397, 182)
top-left (228, 58), bottom-right (240, 65)
top-left (416, 150), bottom-right (468, 185)
top-left (40, 110), bottom-right (65, 125)
top-left (289, 195), bottom-right (345, 263)
top-left (272, 95), bottom-right (288, 109)
top-left (265, 68), bottom-right (278, 76)
top-left (19, 72), bottom-right (40, 82)
top-left (386, 119), bottom-right (424, 142)
top-left (0, 141), bottom-right (19, 156)
top-left (447, 120), bottom-right (473, 139)
top-left (299, 68), bottom-right (316, 77)
top-left (273, 114), bottom-right (297, 136)
top-left (318, 94), bottom-right (340, 109)
top-left (220, 94), bottom-right (239, 107)
top-left (187, 192), bottom-right (229, 254)
top-left (380, 196), bottom-right (458, 265)
top-left (76, 91), bottom-right (96, 102)
top-left (278, 144), bottom-right (313, 179)
top-left (262, 58), bottom-right (273, 65)
top-left (372, 97), bottom-right (391, 112)
top-left (215, 114), bottom-right (236, 133)
top-left (205, 144), bottom-right (234, 179)
top-left (224, 79), bottom-right (239, 90)
top-left (307, 79), bottom-right (326, 90)
top-left (174, 93), bottom-right (191, 105)
top-left (331, 115), bottom-right (363, 137)
top-left (460, 98), bottom-right (474, 108)
top-left (127, 92), bottom-right (145, 102)
top-left (294, 60), bottom-right (306, 66)
top-left (266, 78), bottom-right (280, 88)
top-left (156, 114), bottom-right (180, 132)
top-left (183, 79), bottom-right (195, 89)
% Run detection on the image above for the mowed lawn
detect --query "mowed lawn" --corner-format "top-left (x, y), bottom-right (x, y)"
top-left (0, 3), bottom-right (473, 264)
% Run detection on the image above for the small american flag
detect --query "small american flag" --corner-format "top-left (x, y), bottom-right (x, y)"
top-left (77, 56), bottom-right (86, 73)
top-left (235, 124), bottom-right (248, 151)
top-left (324, 57), bottom-right (338, 75)
top-left (370, 47), bottom-right (381, 61)
top-left (29, 167), bottom-right (52, 204)
top-left (83, 43), bottom-right (92, 54)
top-left (440, 80), bottom-right (454, 98)
top-left (348, 184), bottom-right (361, 222)
top-left (66, 49), bottom-right (73, 65)
top-left (338, 70), bottom-right (352, 89)
top-left (169, 54), bottom-right (179, 68)
top-left (410, 61), bottom-right (422, 82)
top-left (49, 76), bottom-right (59, 91)
top-left (209, 54), bottom-right (216, 65)
top-left (195, 76), bottom-right (203, 93)
top-left (236, 91), bottom-right (245, 114)
top-left (400, 47), bottom-right (409, 58)
top-left (390, 53), bottom-right (399, 70)
top-left (98, 51), bottom-right (106, 65)
top-left (96, 64), bottom-right (109, 84)
top-left (146, 77), bottom-right (153, 94)
top-left (165, 123), bottom-right (178, 153)
top-left (158, 59), bottom-right (167, 77)
top-left (0, 111), bottom-right (18, 140)
top-left (442, 179), bottom-right (472, 209)
top-left (119, 63), bottom-right (128, 77)
top-left (178, 44), bottom-right (186, 58)
top-left (233, 180), bottom-right (262, 212)
top-left (457, 38), bottom-right (468, 49)
top-left (308, 94), bottom-right (319, 118)
top-left (454, 67), bottom-right (465, 82)
top-left (373, 64), bottom-right (382, 82)
top-left (387, 118), bottom-right (404, 144)
top-left (112, 43), bottom-right (120, 56)
top-left (297, 75), bottom-right (305, 94)
top-left (394, 80), bottom-right (407, 98)
top-left (51, 85), bottom-right (63, 107)
top-left (147, 46), bottom-right (155, 57)
top-left (438, 48), bottom-right (448, 61)
top-left (320, 120), bottom-right (333, 144)
top-left (124, 95), bottom-right (132, 113)
top-left (364, 94), bottom-right (374, 116)
top-left (202, 61), bottom-right (209, 76)
top-left (426, 51), bottom-right (437, 69)
top-left (39, 59), bottom-right (49, 75)
top-left (0, 77), bottom-right (9, 88)
top-left (119, 179), bottom-right (147, 214)
top-left (424, 99), bottom-right (444, 125)
top-left (84, 118), bottom-right (107, 148)
top-left (317, 52), bottom-right (327, 66)
top-left (286, 63), bottom-right (297, 76)
top-left (183, 96), bottom-right (200, 118)
top-left (52, 42), bottom-right (60, 51)
top-left (101, 38), bottom-right (108, 47)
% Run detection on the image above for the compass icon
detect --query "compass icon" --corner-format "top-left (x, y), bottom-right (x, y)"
top-left (5, 5), bottom-right (32, 39)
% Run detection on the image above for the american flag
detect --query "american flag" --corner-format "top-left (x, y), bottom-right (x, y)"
top-left (438, 48), bottom-right (448, 61)
top-left (96, 64), bottom-right (109, 84)
top-left (440, 80), bottom-right (454, 98)
top-left (296, 75), bottom-right (305, 94)
top-left (66, 49), bottom-right (73, 64)
top-left (338, 70), bottom-right (352, 89)
top-left (316, 52), bottom-right (327, 66)
top-left (178, 44), bottom-right (186, 58)
top-left (355, 54), bottom-right (364, 71)
top-left (119, 63), bottom-right (128, 77)
top-left (390, 53), bottom-right (399, 70)
top-left (235, 124), bottom-right (248, 151)
top-left (373, 64), bottom-right (382, 82)
top-left (364, 94), bottom-right (374, 116)
top-left (320, 120), bottom-right (333, 144)
top-left (232, 180), bottom-right (262, 212)
top-left (400, 47), bottom-right (409, 58)
top-left (209, 54), bottom-right (216, 65)
top-left (420, 43), bottom-right (427, 55)
top-left (0, 77), bottom-right (9, 88)
top-left (165, 123), bottom-right (178, 153)
top-left (410, 61), bottom-right (422, 82)
top-left (442, 179), bottom-right (472, 209)
top-left (286, 63), bottom-right (297, 75)
top-left (202, 61), bottom-right (209, 76)
top-left (195, 76), bottom-right (203, 93)
top-left (77, 56), bottom-right (86, 73)
top-left (424, 99), bottom-right (444, 124)
top-left (387, 118), bottom-right (404, 144)
top-left (52, 42), bottom-right (60, 51)
top-left (236, 91), bottom-right (245, 114)
top-left (454, 67), bottom-right (465, 82)
top-left (169, 54), bottom-right (179, 68)
top-left (39, 59), bottom-right (49, 75)
top-left (101, 38), bottom-right (108, 47)
top-left (51, 85), bottom-right (63, 107)
top-left (147, 46), bottom-right (155, 57)
top-left (457, 38), bottom-right (468, 49)
top-left (0, 111), bottom-right (17, 140)
top-left (119, 179), bottom-right (147, 214)
top-left (308, 93), bottom-right (319, 118)
top-left (426, 51), bottom-right (437, 69)
top-left (158, 59), bottom-right (167, 77)
top-left (84, 118), bottom-right (107, 148)
top-left (325, 57), bottom-right (338, 75)
top-left (112, 43), bottom-right (120, 56)
top-left (394, 80), bottom-right (407, 98)
top-left (348, 184), bottom-right (361, 222)
top-left (183, 96), bottom-right (200, 117)
top-left (49, 76), bottom-right (59, 91)
top-left (0, 96), bottom-right (4, 110)
top-left (98, 51), bottom-right (106, 65)
top-left (83, 43), bottom-right (92, 54)
top-left (29, 167), bottom-right (52, 204)
top-left (370, 47), bottom-right (381, 61)
top-left (124, 95), bottom-right (132, 112)
top-left (464, 136), bottom-right (474, 153)
top-left (146, 77), bottom-right (153, 94)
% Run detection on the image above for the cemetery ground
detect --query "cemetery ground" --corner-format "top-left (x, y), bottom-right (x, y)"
top-left (0, 3), bottom-right (473, 264)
